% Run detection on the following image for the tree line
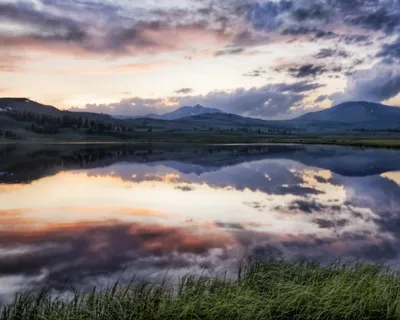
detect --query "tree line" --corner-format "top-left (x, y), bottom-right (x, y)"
top-left (5, 109), bottom-right (133, 135)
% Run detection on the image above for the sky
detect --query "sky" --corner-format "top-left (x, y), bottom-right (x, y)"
top-left (1, 0), bottom-right (400, 118)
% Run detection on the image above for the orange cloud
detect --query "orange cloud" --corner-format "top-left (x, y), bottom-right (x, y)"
top-left (0, 52), bottom-right (33, 73)
top-left (54, 61), bottom-right (171, 75)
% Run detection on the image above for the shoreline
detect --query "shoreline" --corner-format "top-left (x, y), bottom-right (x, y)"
top-left (1, 138), bottom-right (400, 150)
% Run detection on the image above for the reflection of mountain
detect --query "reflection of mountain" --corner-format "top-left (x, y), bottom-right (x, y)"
top-left (2, 144), bottom-right (400, 184)
top-left (2, 144), bottom-right (400, 304)
top-left (0, 144), bottom-right (295, 183)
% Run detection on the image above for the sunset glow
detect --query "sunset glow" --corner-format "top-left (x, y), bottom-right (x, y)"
top-left (2, 0), bottom-right (400, 118)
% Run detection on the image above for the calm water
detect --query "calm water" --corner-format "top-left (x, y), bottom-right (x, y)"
top-left (1, 143), bottom-right (400, 302)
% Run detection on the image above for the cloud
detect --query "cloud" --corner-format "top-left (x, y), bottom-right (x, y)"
top-left (314, 95), bottom-right (328, 103)
top-left (272, 81), bottom-right (325, 93)
top-left (0, 54), bottom-right (32, 73)
top-left (175, 185), bottom-right (195, 192)
top-left (377, 37), bottom-right (400, 63)
top-left (214, 47), bottom-right (244, 56)
top-left (73, 81), bottom-right (316, 118)
top-left (341, 34), bottom-right (372, 45)
top-left (0, 218), bottom-right (236, 302)
top-left (287, 64), bottom-right (328, 78)
top-left (247, 0), bottom-right (400, 36)
top-left (246, 1), bottom-right (291, 31)
top-left (346, 6), bottom-right (400, 34)
top-left (281, 26), bottom-right (337, 39)
top-left (288, 199), bottom-right (328, 214)
top-left (174, 88), bottom-right (194, 95)
top-left (243, 68), bottom-right (267, 77)
top-left (314, 48), bottom-right (349, 59)
top-left (55, 61), bottom-right (170, 75)
top-left (0, 2), bottom-right (87, 38)
top-left (276, 62), bottom-right (348, 79)
top-left (331, 63), bottom-right (400, 104)
top-left (178, 86), bottom-right (305, 118)
top-left (71, 98), bottom-right (176, 116)
top-left (0, 1), bottom-right (234, 59)
top-left (2, 0), bottom-right (399, 109)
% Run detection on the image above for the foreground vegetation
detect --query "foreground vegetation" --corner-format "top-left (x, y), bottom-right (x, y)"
top-left (3, 259), bottom-right (400, 320)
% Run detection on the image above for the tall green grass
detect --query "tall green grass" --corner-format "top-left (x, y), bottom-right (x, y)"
top-left (2, 259), bottom-right (400, 319)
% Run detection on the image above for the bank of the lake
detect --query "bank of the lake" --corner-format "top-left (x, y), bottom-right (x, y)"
top-left (2, 259), bottom-right (400, 320)
top-left (2, 136), bottom-right (400, 150)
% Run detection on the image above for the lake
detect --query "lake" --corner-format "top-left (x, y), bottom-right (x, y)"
top-left (1, 143), bottom-right (400, 303)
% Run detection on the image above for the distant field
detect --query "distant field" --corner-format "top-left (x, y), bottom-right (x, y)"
top-left (3, 259), bottom-right (400, 320)
top-left (1, 121), bottom-right (400, 149)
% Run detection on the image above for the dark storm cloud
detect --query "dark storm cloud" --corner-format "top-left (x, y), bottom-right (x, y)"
top-left (174, 88), bottom-right (194, 95)
top-left (314, 48), bottom-right (349, 59)
top-left (287, 64), bottom-right (328, 78)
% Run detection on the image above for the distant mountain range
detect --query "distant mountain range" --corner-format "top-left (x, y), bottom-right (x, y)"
top-left (115, 104), bottom-right (223, 120)
top-left (1, 98), bottom-right (400, 135)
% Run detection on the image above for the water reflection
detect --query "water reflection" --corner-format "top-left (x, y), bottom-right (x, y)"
top-left (1, 144), bottom-right (400, 303)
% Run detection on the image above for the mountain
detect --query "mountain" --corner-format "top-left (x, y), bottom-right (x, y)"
top-left (0, 98), bottom-right (62, 116)
top-left (116, 105), bottom-right (223, 120)
top-left (295, 101), bottom-right (400, 124)
top-left (0, 97), bottom-right (115, 122)
top-left (2, 97), bottom-right (400, 141)
top-left (159, 105), bottom-right (223, 120)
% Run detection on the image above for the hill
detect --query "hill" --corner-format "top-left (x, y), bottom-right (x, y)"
top-left (0, 98), bottom-right (62, 116)
top-left (296, 101), bottom-right (400, 124)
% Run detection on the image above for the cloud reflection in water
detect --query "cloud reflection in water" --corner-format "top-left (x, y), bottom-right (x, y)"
top-left (0, 146), bottom-right (400, 303)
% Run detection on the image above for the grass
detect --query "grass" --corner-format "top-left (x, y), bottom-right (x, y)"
top-left (3, 259), bottom-right (400, 320)
top-left (2, 129), bottom-right (400, 149)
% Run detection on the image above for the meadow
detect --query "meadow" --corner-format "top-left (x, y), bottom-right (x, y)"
top-left (2, 259), bottom-right (400, 320)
